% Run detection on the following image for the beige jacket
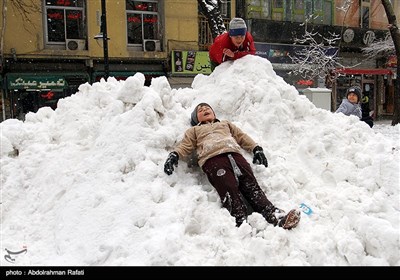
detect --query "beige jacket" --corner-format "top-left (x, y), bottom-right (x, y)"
top-left (174, 120), bottom-right (258, 167)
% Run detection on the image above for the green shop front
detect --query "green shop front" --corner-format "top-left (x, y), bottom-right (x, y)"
top-left (5, 73), bottom-right (89, 119)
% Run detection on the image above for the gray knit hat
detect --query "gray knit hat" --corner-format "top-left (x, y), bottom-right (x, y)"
top-left (190, 103), bottom-right (214, 126)
top-left (229, 18), bottom-right (247, 36)
top-left (347, 86), bottom-right (362, 103)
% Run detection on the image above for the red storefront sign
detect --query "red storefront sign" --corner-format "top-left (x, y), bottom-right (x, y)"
top-left (296, 80), bottom-right (314, 86)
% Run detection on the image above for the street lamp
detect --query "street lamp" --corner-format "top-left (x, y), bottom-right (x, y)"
top-left (94, 0), bottom-right (109, 79)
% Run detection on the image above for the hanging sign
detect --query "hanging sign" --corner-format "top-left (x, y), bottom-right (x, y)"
top-left (7, 75), bottom-right (67, 89)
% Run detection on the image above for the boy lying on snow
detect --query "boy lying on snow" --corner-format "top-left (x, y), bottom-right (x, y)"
top-left (164, 103), bottom-right (301, 229)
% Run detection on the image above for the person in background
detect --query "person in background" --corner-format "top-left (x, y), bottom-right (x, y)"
top-left (163, 103), bottom-right (301, 229)
top-left (335, 86), bottom-right (362, 119)
top-left (209, 18), bottom-right (256, 71)
top-left (360, 92), bottom-right (374, 128)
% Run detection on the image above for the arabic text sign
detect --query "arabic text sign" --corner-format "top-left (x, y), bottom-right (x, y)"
top-left (172, 50), bottom-right (211, 75)
top-left (8, 76), bottom-right (67, 89)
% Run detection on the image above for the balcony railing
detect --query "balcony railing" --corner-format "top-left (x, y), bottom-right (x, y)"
top-left (198, 15), bottom-right (230, 50)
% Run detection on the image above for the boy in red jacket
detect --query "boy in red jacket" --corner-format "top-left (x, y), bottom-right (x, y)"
top-left (209, 18), bottom-right (256, 71)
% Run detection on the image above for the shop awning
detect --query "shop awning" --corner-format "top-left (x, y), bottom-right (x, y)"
top-left (335, 68), bottom-right (393, 75)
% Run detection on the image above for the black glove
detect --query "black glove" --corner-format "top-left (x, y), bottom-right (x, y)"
top-left (253, 146), bottom-right (268, 167)
top-left (164, 152), bottom-right (179, 175)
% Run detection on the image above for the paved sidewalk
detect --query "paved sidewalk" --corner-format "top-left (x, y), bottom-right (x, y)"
top-left (374, 119), bottom-right (393, 125)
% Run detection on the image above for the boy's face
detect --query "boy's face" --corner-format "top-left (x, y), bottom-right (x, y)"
top-left (347, 92), bottom-right (359, 104)
top-left (197, 105), bottom-right (215, 123)
top-left (230, 35), bottom-right (245, 47)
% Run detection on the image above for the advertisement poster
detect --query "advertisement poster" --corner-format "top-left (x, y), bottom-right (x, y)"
top-left (185, 51), bottom-right (196, 71)
top-left (172, 50), bottom-right (211, 75)
top-left (174, 51), bottom-right (183, 72)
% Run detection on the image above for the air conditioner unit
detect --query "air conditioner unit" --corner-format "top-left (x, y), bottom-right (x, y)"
top-left (66, 39), bottom-right (86, 51)
top-left (143, 39), bottom-right (161, 52)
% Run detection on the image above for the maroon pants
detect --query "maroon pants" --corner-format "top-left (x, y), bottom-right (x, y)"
top-left (202, 153), bottom-right (273, 225)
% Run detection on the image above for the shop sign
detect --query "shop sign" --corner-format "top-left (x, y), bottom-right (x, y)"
top-left (343, 28), bottom-right (354, 43)
top-left (297, 80), bottom-right (313, 86)
top-left (172, 51), bottom-right (211, 75)
top-left (7, 75), bottom-right (66, 89)
top-left (41, 91), bottom-right (55, 100)
top-left (363, 31), bottom-right (375, 45)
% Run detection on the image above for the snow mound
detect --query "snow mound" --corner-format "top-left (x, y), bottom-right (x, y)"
top-left (1, 55), bottom-right (399, 266)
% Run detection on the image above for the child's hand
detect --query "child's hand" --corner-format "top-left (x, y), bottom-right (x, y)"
top-left (253, 146), bottom-right (268, 168)
top-left (223, 48), bottom-right (235, 58)
top-left (164, 152), bottom-right (179, 175)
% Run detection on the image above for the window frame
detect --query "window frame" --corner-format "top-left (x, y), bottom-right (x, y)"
top-left (246, 0), bottom-right (333, 25)
top-left (219, 0), bottom-right (231, 18)
top-left (126, 0), bottom-right (160, 50)
top-left (44, 0), bottom-right (87, 47)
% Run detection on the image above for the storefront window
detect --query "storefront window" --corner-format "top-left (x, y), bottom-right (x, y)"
top-left (247, 0), bottom-right (269, 19)
top-left (249, 0), bottom-right (332, 24)
top-left (272, 0), bottom-right (284, 20)
top-left (273, 0), bottom-right (283, 8)
top-left (292, 1), bottom-right (304, 22)
top-left (45, 0), bottom-right (86, 44)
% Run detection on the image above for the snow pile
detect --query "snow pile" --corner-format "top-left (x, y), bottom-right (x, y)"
top-left (1, 55), bottom-right (399, 266)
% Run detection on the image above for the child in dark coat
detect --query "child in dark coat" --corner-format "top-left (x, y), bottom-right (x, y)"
top-left (164, 103), bottom-right (301, 229)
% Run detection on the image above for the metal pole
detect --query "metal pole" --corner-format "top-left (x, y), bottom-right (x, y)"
top-left (101, 0), bottom-right (109, 79)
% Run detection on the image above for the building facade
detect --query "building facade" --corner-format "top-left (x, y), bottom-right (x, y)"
top-left (0, 0), bottom-right (205, 120)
